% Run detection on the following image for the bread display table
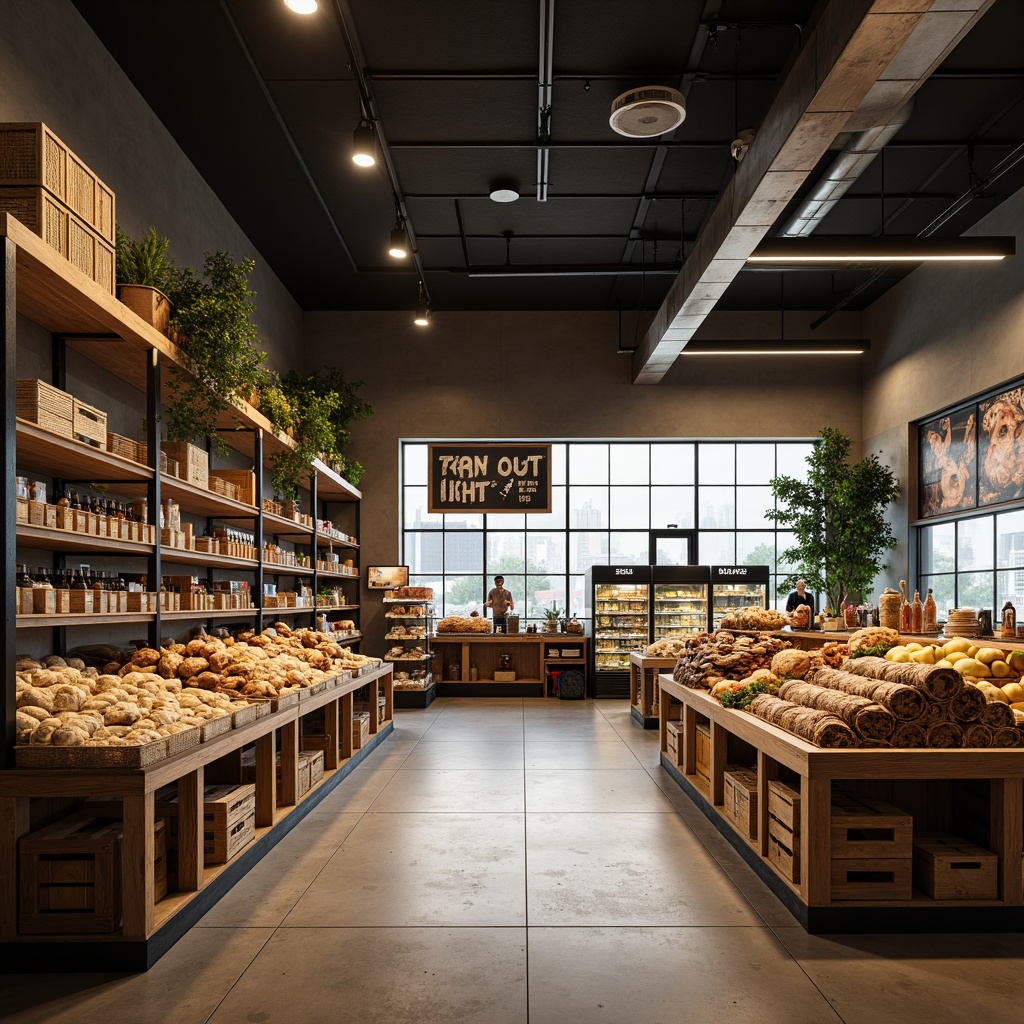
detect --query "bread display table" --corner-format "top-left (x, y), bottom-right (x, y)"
top-left (629, 652), bottom-right (675, 728)
top-left (0, 665), bottom-right (393, 970)
top-left (658, 674), bottom-right (1024, 932)
top-left (431, 633), bottom-right (587, 697)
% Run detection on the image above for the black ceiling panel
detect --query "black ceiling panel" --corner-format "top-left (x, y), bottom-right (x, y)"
top-left (70, 0), bottom-right (1024, 320)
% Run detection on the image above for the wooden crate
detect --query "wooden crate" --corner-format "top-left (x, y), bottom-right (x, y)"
top-left (352, 711), bottom-right (370, 749)
top-left (207, 476), bottom-right (240, 502)
top-left (300, 749), bottom-right (325, 789)
top-left (694, 720), bottom-right (711, 786)
top-left (912, 833), bottom-right (998, 900)
top-left (206, 812), bottom-right (255, 865)
top-left (19, 815), bottom-right (164, 934)
top-left (0, 122), bottom-right (115, 240)
top-left (0, 187), bottom-right (114, 292)
top-left (16, 496), bottom-right (28, 523)
top-left (831, 791), bottom-right (912, 860)
top-left (767, 779), bottom-right (801, 832)
top-left (209, 469), bottom-right (256, 507)
top-left (158, 783), bottom-right (255, 832)
top-left (665, 720), bottom-right (684, 766)
top-left (768, 815), bottom-right (800, 884)
top-left (72, 398), bottom-right (106, 446)
top-left (162, 441), bottom-right (208, 489)
top-left (16, 378), bottom-right (73, 437)
top-left (830, 858), bottom-right (912, 900)
top-left (494, 670), bottom-right (516, 681)
top-left (722, 766), bottom-right (758, 840)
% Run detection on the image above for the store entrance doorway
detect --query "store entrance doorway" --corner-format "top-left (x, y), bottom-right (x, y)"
top-left (649, 529), bottom-right (697, 566)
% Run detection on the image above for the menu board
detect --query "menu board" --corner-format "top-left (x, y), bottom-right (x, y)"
top-left (428, 443), bottom-right (552, 513)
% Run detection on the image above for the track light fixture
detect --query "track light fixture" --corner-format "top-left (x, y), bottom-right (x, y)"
top-left (284, 0), bottom-right (318, 12)
top-left (388, 223), bottom-right (409, 259)
top-left (413, 281), bottom-right (430, 326)
top-left (351, 121), bottom-right (376, 167)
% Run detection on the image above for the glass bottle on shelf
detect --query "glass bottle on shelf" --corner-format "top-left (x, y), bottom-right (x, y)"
top-left (921, 593), bottom-right (937, 630)
top-left (17, 564), bottom-right (33, 589)
top-left (911, 590), bottom-right (923, 633)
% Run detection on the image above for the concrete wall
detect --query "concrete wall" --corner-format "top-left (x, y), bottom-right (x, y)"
top-left (863, 187), bottom-right (1024, 586)
top-left (0, 0), bottom-right (303, 370)
top-left (303, 309), bottom-right (865, 643)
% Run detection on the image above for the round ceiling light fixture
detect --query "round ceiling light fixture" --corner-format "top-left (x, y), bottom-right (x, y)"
top-left (489, 188), bottom-right (520, 203)
top-left (609, 86), bottom-right (686, 138)
top-left (284, 0), bottom-right (318, 13)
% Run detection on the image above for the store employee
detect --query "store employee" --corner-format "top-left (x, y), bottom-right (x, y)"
top-left (485, 575), bottom-right (514, 632)
top-left (786, 579), bottom-right (815, 619)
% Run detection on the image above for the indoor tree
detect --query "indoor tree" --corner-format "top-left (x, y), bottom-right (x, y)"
top-left (766, 427), bottom-right (900, 616)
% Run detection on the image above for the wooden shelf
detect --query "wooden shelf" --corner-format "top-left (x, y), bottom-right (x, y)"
top-left (160, 549), bottom-right (259, 572)
top-left (16, 524), bottom-right (153, 556)
top-left (159, 475), bottom-right (258, 520)
top-left (16, 419), bottom-right (152, 484)
top-left (316, 568), bottom-right (359, 582)
top-left (263, 563), bottom-right (313, 576)
top-left (17, 611), bottom-right (154, 628)
top-left (161, 608), bottom-right (259, 621)
top-left (263, 511), bottom-right (313, 536)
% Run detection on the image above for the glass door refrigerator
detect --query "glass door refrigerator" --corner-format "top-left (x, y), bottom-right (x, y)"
top-left (585, 566), bottom-right (652, 698)
top-left (652, 565), bottom-right (709, 641)
top-left (709, 565), bottom-right (770, 629)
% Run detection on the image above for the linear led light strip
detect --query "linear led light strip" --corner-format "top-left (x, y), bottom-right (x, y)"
top-left (682, 340), bottom-right (868, 356)
top-left (747, 236), bottom-right (1015, 263)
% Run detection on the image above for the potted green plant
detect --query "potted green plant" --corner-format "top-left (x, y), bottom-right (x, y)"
top-left (164, 251), bottom-right (268, 454)
top-left (115, 225), bottom-right (176, 335)
top-left (768, 427), bottom-right (900, 623)
top-left (543, 603), bottom-right (563, 633)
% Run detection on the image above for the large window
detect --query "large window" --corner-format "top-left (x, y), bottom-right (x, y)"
top-left (919, 509), bottom-right (1024, 622)
top-left (401, 440), bottom-right (815, 625)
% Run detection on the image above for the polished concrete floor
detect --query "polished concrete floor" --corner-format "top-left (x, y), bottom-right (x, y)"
top-left (4, 697), bottom-right (1024, 1023)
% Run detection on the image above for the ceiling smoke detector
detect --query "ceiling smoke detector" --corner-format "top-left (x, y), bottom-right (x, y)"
top-left (609, 86), bottom-right (686, 138)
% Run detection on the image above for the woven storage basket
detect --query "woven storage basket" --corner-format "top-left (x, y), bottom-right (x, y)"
top-left (0, 123), bottom-right (115, 241)
top-left (16, 378), bottom-right (73, 436)
top-left (106, 432), bottom-right (141, 462)
top-left (209, 469), bottom-right (255, 506)
top-left (162, 442), bottom-right (208, 488)
top-left (0, 186), bottom-right (113, 292)
top-left (208, 476), bottom-right (240, 502)
top-left (72, 399), bottom-right (106, 446)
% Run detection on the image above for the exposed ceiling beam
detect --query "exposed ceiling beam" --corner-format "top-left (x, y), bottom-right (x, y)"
top-left (631, 0), bottom-right (998, 385)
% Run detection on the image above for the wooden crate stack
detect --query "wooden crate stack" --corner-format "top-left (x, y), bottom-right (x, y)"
top-left (159, 783), bottom-right (256, 866)
top-left (0, 123), bottom-right (115, 292)
top-left (767, 779), bottom-right (801, 883)
top-left (830, 791), bottom-right (912, 900)
top-left (694, 720), bottom-right (711, 788)
top-left (665, 720), bottom-right (684, 766)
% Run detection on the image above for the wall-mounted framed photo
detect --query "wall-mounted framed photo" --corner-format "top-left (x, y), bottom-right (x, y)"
top-left (919, 406), bottom-right (978, 518)
top-left (367, 565), bottom-right (409, 589)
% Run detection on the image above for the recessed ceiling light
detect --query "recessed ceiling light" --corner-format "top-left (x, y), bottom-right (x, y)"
top-left (284, 0), bottom-right (318, 13)
top-left (489, 188), bottom-right (519, 203)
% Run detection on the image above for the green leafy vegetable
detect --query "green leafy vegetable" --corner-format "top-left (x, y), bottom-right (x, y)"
top-left (718, 679), bottom-right (780, 710)
top-left (850, 642), bottom-right (893, 659)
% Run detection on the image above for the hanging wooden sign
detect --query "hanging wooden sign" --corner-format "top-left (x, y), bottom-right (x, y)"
top-left (428, 443), bottom-right (552, 513)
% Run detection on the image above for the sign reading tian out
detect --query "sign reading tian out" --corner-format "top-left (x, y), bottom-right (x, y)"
top-left (428, 443), bottom-right (552, 513)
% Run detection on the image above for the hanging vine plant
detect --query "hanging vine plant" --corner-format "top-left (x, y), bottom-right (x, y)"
top-left (269, 368), bottom-right (373, 497)
top-left (164, 251), bottom-right (267, 455)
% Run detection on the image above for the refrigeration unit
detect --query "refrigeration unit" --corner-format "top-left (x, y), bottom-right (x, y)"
top-left (585, 565), bottom-right (709, 698)
top-left (710, 564), bottom-right (770, 629)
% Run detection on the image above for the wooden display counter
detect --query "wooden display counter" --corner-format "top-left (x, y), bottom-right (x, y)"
top-left (0, 665), bottom-right (393, 971)
top-left (431, 633), bottom-right (587, 697)
top-left (629, 652), bottom-right (675, 729)
top-left (658, 673), bottom-right (1024, 933)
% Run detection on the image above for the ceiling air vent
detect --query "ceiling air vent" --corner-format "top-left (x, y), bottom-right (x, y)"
top-left (609, 86), bottom-right (686, 138)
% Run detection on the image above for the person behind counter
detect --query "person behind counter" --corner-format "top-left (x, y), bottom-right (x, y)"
top-left (485, 575), bottom-right (514, 633)
top-left (786, 579), bottom-right (815, 628)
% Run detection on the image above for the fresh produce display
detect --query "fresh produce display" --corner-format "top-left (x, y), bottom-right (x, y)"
top-left (672, 630), bottom-right (792, 690)
top-left (685, 630), bottom-right (1024, 748)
